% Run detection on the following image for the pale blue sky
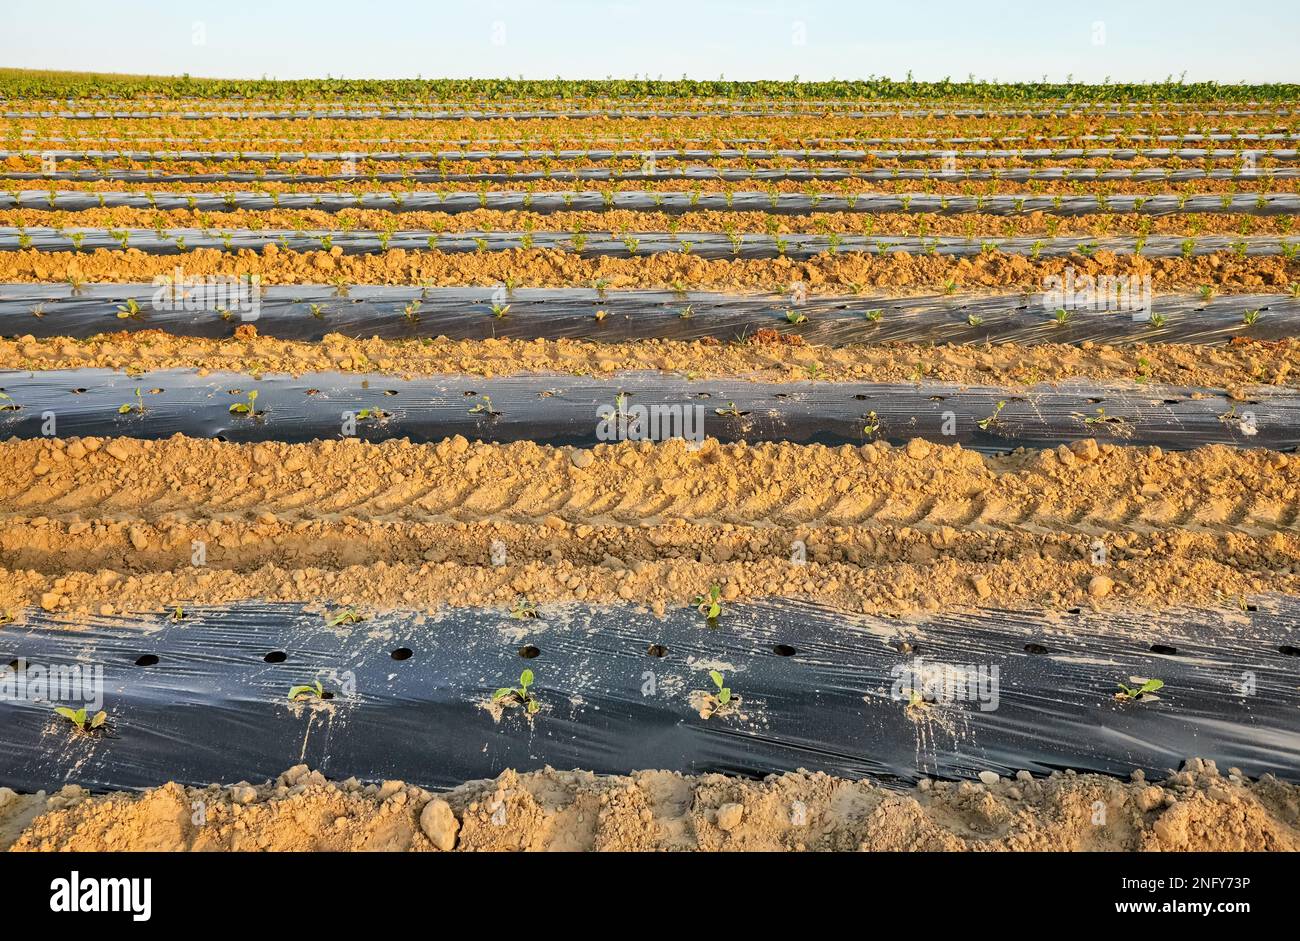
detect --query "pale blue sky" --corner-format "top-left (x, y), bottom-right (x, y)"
top-left (3, 0), bottom-right (1297, 84)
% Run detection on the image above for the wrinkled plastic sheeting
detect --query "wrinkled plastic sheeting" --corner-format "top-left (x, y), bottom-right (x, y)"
top-left (8, 167), bottom-right (1299, 185)
top-left (6, 190), bottom-right (1299, 218)
top-left (0, 369), bottom-right (1293, 452)
top-left (0, 598), bottom-right (1297, 794)
top-left (9, 147), bottom-right (1297, 163)
top-left (3, 284), bottom-right (1298, 346)
top-left (1, 228), bottom-right (1294, 260)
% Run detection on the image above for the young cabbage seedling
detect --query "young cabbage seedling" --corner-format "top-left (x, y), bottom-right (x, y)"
top-left (228, 389), bottom-right (258, 416)
top-left (468, 394), bottom-right (500, 417)
top-left (118, 387), bottom-right (145, 416)
top-left (709, 670), bottom-right (731, 706)
top-left (355, 407), bottom-right (390, 421)
top-left (288, 680), bottom-right (327, 702)
top-left (693, 584), bottom-right (723, 622)
top-left (977, 400), bottom-right (1007, 431)
top-left (510, 598), bottom-right (538, 620)
top-left (490, 302), bottom-right (510, 318)
top-left (115, 297), bottom-right (143, 321)
top-left (54, 706), bottom-right (108, 734)
top-left (864, 309), bottom-right (883, 322)
top-left (325, 608), bottom-right (364, 627)
top-left (784, 309), bottom-right (808, 325)
top-left (493, 668), bottom-right (540, 715)
top-left (1115, 678), bottom-right (1164, 702)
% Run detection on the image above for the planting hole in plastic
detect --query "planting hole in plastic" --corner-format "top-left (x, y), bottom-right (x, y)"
top-left (518, 645), bottom-right (540, 659)
top-left (773, 644), bottom-right (798, 657)
top-left (263, 651), bottom-right (287, 663)
top-left (1024, 643), bottom-right (1050, 655)
top-left (134, 654), bottom-right (159, 667)
top-left (646, 644), bottom-right (668, 657)
top-left (390, 647), bottom-right (413, 661)
top-left (1150, 643), bottom-right (1179, 655)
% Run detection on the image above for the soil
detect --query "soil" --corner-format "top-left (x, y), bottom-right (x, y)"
top-left (8, 206), bottom-right (1299, 239)
top-left (2, 331), bottom-right (1296, 390)
top-left (3, 758), bottom-right (1295, 851)
top-left (1, 436), bottom-right (1296, 619)
top-left (5, 94), bottom-right (1300, 851)
top-left (2, 246), bottom-right (1297, 295)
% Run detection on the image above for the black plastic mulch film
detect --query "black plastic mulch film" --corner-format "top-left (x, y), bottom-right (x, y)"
top-left (1, 228), bottom-right (1294, 260)
top-left (1, 599), bottom-right (1297, 793)
top-left (8, 167), bottom-right (1298, 185)
top-left (3, 285), bottom-right (1297, 346)
top-left (0, 370), bottom-right (1292, 452)
top-left (6, 191), bottom-right (1299, 218)
top-left (7, 146), bottom-right (1297, 163)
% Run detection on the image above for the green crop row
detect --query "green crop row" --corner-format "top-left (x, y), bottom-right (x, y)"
top-left (2, 69), bottom-right (1298, 103)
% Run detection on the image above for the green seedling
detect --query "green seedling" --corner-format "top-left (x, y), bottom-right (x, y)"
top-left (170, 604), bottom-right (186, 622)
top-left (709, 670), bottom-right (732, 706)
top-left (118, 387), bottom-right (145, 415)
top-left (403, 299), bottom-right (421, 323)
top-left (863, 410), bottom-right (880, 437)
top-left (714, 402), bottom-right (748, 418)
top-left (309, 303), bottom-right (325, 319)
top-left (510, 598), bottom-right (538, 620)
top-left (355, 407), bottom-right (389, 421)
top-left (1149, 312), bottom-right (1168, 328)
top-left (54, 706), bottom-right (108, 734)
top-left (493, 668), bottom-right (539, 715)
top-left (693, 584), bottom-right (723, 621)
top-left (864, 309), bottom-right (883, 322)
top-left (1115, 678), bottom-right (1164, 702)
top-left (288, 680), bottom-right (327, 702)
top-left (1198, 284), bottom-right (1215, 301)
top-left (679, 305), bottom-right (694, 320)
top-left (784, 309), bottom-right (807, 325)
top-left (228, 389), bottom-right (258, 416)
top-left (115, 298), bottom-right (142, 321)
top-left (325, 608), bottom-right (364, 627)
top-left (490, 302), bottom-right (510, 318)
top-left (1053, 308), bottom-right (1071, 325)
top-left (967, 314), bottom-right (984, 327)
top-left (0, 391), bottom-right (18, 412)
top-left (1082, 407), bottom-right (1123, 426)
top-left (977, 400), bottom-right (1007, 430)
top-left (1242, 308), bottom-right (1262, 325)
top-left (468, 394), bottom-right (500, 417)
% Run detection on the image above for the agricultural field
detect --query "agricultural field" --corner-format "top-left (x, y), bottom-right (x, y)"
top-left (0, 70), bottom-right (1299, 858)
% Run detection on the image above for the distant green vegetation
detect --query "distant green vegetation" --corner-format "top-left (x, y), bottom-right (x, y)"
top-left (0, 68), bottom-right (1295, 102)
